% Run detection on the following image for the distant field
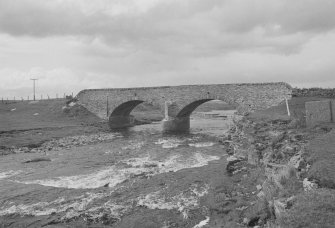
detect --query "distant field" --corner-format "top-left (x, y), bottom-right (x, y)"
top-left (0, 99), bottom-right (100, 132)
top-left (248, 96), bottom-right (331, 124)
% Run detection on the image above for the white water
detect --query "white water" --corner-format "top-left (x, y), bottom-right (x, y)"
top-left (154, 138), bottom-right (184, 148)
top-left (189, 142), bottom-right (216, 148)
top-left (137, 184), bottom-right (209, 213)
top-left (0, 170), bottom-right (23, 180)
top-left (0, 192), bottom-right (130, 221)
top-left (18, 153), bottom-right (220, 189)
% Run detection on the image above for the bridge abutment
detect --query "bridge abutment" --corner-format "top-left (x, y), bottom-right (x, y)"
top-left (161, 101), bottom-right (190, 133)
top-left (109, 115), bottom-right (135, 129)
top-left (162, 117), bottom-right (190, 133)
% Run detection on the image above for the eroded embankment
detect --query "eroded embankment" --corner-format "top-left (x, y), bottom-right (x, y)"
top-left (223, 116), bottom-right (335, 227)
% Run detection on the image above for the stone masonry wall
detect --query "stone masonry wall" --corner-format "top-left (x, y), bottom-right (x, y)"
top-left (76, 82), bottom-right (292, 119)
top-left (306, 100), bottom-right (335, 127)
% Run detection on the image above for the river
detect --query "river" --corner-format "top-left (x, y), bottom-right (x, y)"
top-left (0, 110), bottom-right (237, 228)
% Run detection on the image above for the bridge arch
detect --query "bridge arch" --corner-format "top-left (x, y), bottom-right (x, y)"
top-left (176, 99), bottom-right (213, 117)
top-left (111, 100), bottom-right (144, 116)
top-left (109, 100), bottom-right (146, 129)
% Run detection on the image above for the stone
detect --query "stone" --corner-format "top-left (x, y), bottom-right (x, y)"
top-left (248, 148), bottom-right (259, 165)
top-left (226, 156), bottom-right (245, 175)
top-left (303, 178), bottom-right (318, 191)
top-left (288, 119), bottom-right (300, 129)
top-left (289, 153), bottom-right (305, 170)
top-left (23, 157), bottom-right (51, 163)
top-left (243, 217), bottom-right (250, 225)
top-left (257, 191), bottom-right (265, 199)
top-left (273, 199), bottom-right (286, 219)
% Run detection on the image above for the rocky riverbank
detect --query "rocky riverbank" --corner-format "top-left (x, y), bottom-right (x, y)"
top-left (1, 132), bottom-right (123, 155)
top-left (220, 115), bottom-right (335, 227)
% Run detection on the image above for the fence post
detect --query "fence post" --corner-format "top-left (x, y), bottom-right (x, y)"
top-left (106, 96), bottom-right (109, 117)
top-left (285, 98), bottom-right (291, 116)
top-left (47, 95), bottom-right (49, 100)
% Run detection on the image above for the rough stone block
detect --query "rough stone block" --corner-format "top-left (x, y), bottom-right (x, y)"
top-left (331, 100), bottom-right (335, 122)
top-left (305, 100), bottom-right (331, 127)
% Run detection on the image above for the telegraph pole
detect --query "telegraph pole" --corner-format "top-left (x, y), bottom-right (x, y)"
top-left (30, 78), bottom-right (38, 101)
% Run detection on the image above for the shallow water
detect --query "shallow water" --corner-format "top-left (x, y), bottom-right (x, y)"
top-left (0, 111), bottom-right (235, 227)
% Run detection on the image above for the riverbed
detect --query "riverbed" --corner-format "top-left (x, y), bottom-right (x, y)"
top-left (0, 111), bottom-right (238, 227)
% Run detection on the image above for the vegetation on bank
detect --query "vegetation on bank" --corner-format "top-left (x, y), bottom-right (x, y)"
top-left (229, 96), bottom-right (335, 228)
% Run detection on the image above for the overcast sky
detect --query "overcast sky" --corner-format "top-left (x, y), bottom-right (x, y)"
top-left (1, 0), bottom-right (335, 98)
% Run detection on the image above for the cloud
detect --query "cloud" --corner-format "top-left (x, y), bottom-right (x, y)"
top-left (1, 0), bottom-right (334, 55)
top-left (0, 0), bottom-right (335, 98)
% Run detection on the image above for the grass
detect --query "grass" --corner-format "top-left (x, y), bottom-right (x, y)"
top-left (305, 130), bottom-right (335, 189)
top-left (0, 99), bottom-right (105, 149)
top-left (0, 99), bottom-right (100, 131)
top-left (246, 96), bottom-right (335, 227)
top-left (279, 189), bottom-right (335, 228)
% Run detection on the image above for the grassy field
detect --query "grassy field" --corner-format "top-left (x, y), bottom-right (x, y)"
top-left (0, 99), bottom-right (101, 131)
top-left (0, 99), bottom-right (106, 149)
top-left (248, 96), bottom-right (333, 125)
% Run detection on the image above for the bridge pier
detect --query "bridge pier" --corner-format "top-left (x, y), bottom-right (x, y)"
top-left (109, 115), bottom-right (135, 129)
top-left (162, 117), bottom-right (190, 133)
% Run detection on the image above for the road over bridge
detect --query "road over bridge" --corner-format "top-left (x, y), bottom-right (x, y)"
top-left (76, 82), bottom-right (292, 132)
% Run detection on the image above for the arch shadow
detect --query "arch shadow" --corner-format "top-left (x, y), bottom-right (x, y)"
top-left (176, 99), bottom-right (213, 117)
top-left (109, 100), bottom-right (144, 129)
top-left (111, 100), bottom-right (144, 116)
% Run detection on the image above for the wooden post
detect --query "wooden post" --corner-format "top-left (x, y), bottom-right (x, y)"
top-left (106, 96), bottom-right (109, 118)
top-left (285, 98), bottom-right (291, 116)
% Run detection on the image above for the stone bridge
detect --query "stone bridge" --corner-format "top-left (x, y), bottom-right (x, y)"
top-left (76, 83), bottom-right (292, 132)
